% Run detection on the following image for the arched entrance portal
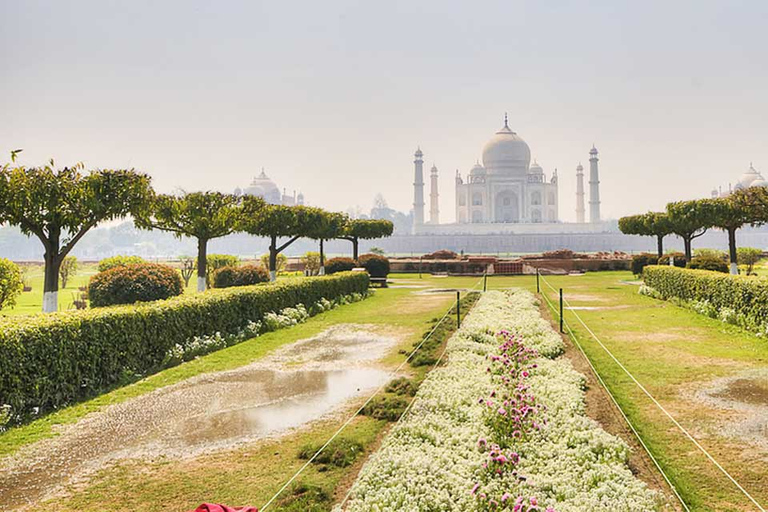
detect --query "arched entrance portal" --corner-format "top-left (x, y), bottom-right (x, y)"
top-left (494, 191), bottom-right (519, 223)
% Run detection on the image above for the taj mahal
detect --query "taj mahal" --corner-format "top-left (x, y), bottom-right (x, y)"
top-left (412, 115), bottom-right (605, 235)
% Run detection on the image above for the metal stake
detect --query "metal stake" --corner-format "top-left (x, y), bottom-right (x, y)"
top-left (536, 268), bottom-right (540, 294)
top-left (456, 291), bottom-right (461, 328)
top-left (559, 288), bottom-right (564, 333)
top-left (483, 272), bottom-right (487, 292)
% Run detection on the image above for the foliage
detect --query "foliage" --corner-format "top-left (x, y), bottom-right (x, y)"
top-left (212, 264), bottom-right (269, 288)
top-left (0, 258), bottom-right (23, 310)
top-left (687, 255), bottom-right (728, 273)
top-left (88, 263), bottom-right (184, 307)
top-left (666, 200), bottom-right (712, 260)
top-left (58, 256), bottom-right (78, 288)
top-left (134, 192), bottom-right (247, 289)
top-left (342, 218), bottom-right (394, 240)
top-left (692, 248), bottom-right (727, 260)
top-left (630, 253), bottom-right (658, 276)
top-left (361, 395), bottom-right (409, 421)
top-left (98, 255), bottom-right (145, 272)
top-left (619, 212), bottom-right (672, 257)
top-left (298, 437), bottom-right (365, 468)
top-left (0, 271), bottom-right (369, 425)
top-left (0, 162), bottom-right (154, 306)
top-left (369, 246), bottom-right (385, 255)
top-left (643, 265), bottom-right (768, 334)
top-left (325, 257), bottom-right (356, 274)
top-left (358, 253), bottom-right (390, 278)
top-left (178, 255), bottom-right (196, 287)
top-left (301, 251), bottom-right (321, 275)
top-left (658, 252), bottom-right (686, 267)
top-left (206, 254), bottom-right (239, 286)
top-left (422, 249), bottom-right (459, 260)
top-left (737, 247), bottom-right (763, 275)
top-left (260, 252), bottom-right (287, 273)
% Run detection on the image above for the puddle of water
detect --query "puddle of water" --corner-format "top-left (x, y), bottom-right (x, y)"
top-left (0, 325), bottom-right (395, 510)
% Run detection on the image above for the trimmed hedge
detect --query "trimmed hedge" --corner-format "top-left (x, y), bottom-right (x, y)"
top-left (687, 255), bottom-right (728, 273)
top-left (658, 252), bottom-right (686, 267)
top-left (97, 255), bottom-right (146, 272)
top-left (325, 257), bottom-right (356, 274)
top-left (213, 264), bottom-right (269, 288)
top-left (642, 265), bottom-right (768, 331)
top-left (88, 263), bottom-right (184, 307)
top-left (0, 272), bottom-right (369, 425)
top-left (358, 254), bottom-right (390, 278)
top-left (631, 253), bottom-right (658, 276)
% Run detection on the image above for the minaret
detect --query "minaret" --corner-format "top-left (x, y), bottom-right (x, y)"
top-left (588, 146), bottom-right (601, 223)
top-left (429, 164), bottom-right (440, 225)
top-left (413, 147), bottom-right (425, 231)
top-left (575, 163), bottom-right (585, 223)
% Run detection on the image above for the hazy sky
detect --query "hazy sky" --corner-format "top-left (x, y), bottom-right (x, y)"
top-left (2, 0), bottom-right (767, 223)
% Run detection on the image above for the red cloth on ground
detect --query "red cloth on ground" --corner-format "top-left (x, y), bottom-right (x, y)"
top-left (190, 504), bottom-right (258, 512)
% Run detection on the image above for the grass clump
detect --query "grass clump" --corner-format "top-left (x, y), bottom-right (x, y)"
top-left (297, 437), bottom-right (365, 469)
top-left (385, 377), bottom-right (417, 396)
top-left (361, 395), bottom-right (409, 421)
top-left (274, 482), bottom-right (331, 511)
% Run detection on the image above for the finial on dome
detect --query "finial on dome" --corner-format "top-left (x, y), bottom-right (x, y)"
top-left (504, 112), bottom-right (509, 129)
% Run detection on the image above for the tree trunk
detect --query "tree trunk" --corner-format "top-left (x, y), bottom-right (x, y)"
top-left (353, 238), bottom-right (359, 261)
top-left (319, 239), bottom-right (325, 276)
top-left (727, 227), bottom-right (738, 275)
top-left (269, 235), bottom-right (278, 282)
top-left (43, 252), bottom-right (61, 313)
top-left (656, 235), bottom-right (664, 259)
top-left (197, 238), bottom-right (208, 292)
top-left (683, 237), bottom-right (692, 262)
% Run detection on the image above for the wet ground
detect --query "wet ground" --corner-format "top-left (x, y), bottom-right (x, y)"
top-left (695, 369), bottom-right (768, 453)
top-left (0, 324), bottom-right (397, 510)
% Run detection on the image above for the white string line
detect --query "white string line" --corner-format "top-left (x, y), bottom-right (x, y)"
top-left (338, 277), bottom-right (486, 510)
top-left (260, 276), bottom-right (484, 511)
top-left (538, 287), bottom-right (690, 512)
top-left (539, 274), bottom-right (766, 512)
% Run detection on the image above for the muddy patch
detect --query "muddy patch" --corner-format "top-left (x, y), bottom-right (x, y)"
top-left (0, 324), bottom-right (398, 510)
top-left (565, 305), bottom-right (632, 311)
top-left (693, 369), bottom-right (768, 453)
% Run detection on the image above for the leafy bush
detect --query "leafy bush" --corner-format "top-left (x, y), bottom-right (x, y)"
top-left (687, 255), bottom-right (728, 273)
top-left (0, 272), bottom-right (369, 425)
top-left (298, 437), bottom-right (364, 467)
top-left (89, 263), bottom-right (184, 307)
top-left (358, 253), bottom-right (390, 278)
top-left (658, 252), bottom-right (686, 267)
top-left (737, 247), bottom-right (763, 275)
top-left (302, 251), bottom-right (321, 275)
top-left (423, 249), bottom-right (459, 260)
top-left (59, 256), bottom-right (78, 288)
top-left (98, 255), bottom-right (145, 272)
top-left (643, 265), bottom-right (768, 333)
top-left (212, 264), bottom-right (269, 288)
top-left (0, 258), bottom-right (23, 310)
top-left (260, 252), bottom-right (288, 273)
top-left (206, 254), bottom-right (239, 286)
top-left (361, 395), bottom-right (408, 421)
top-left (630, 253), bottom-right (658, 276)
top-left (325, 257), bottom-right (356, 274)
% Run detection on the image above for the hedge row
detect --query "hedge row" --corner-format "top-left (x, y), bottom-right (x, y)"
top-left (642, 265), bottom-right (768, 330)
top-left (0, 271), bottom-right (369, 425)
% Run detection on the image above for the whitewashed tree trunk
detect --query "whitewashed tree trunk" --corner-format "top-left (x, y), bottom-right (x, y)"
top-left (319, 266), bottom-right (325, 276)
top-left (197, 276), bottom-right (207, 292)
top-left (43, 291), bottom-right (58, 313)
top-left (270, 270), bottom-right (277, 282)
top-left (730, 262), bottom-right (739, 275)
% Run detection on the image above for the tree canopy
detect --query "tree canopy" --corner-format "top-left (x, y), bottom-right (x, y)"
top-left (135, 191), bottom-right (247, 291)
top-left (0, 162), bottom-right (153, 311)
top-left (618, 212), bottom-right (671, 257)
top-left (666, 200), bottom-right (713, 261)
top-left (340, 219), bottom-right (394, 260)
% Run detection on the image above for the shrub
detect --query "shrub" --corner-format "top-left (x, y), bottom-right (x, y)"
top-left (260, 253), bottom-right (287, 273)
top-left (0, 271), bottom-right (369, 425)
top-left (630, 253), bottom-right (658, 276)
top-left (325, 257), bottom-right (356, 274)
top-left (423, 249), bottom-right (459, 260)
top-left (658, 252), bottom-right (686, 267)
top-left (361, 395), bottom-right (408, 421)
top-left (643, 265), bottom-right (768, 333)
top-left (88, 263), bottom-right (185, 307)
top-left (206, 254), bottom-right (239, 286)
top-left (298, 437), bottom-right (364, 467)
top-left (737, 247), bottom-right (763, 275)
top-left (0, 258), bottom-right (23, 310)
top-left (98, 255), bottom-right (145, 272)
top-left (358, 254), bottom-right (390, 278)
top-left (302, 251), bottom-right (321, 275)
top-left (59, 255), bottom-right (78, 288)
top-left (693, 248), bottom-right (727, 260)
top-left (212, 264), bottom-right (269, 288)
top-left (687, 255), bottom-right (728, 273)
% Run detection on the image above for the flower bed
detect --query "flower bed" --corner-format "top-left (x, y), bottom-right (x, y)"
top-left (339, 289), bottom-right (657, 511)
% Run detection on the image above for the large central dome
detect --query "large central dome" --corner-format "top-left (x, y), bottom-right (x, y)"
top-left (481, 119), bottom-right (531, 172)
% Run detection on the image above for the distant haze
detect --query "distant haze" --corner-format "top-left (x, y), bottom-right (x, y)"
top-left (2, 0), bottom-right (767, 223)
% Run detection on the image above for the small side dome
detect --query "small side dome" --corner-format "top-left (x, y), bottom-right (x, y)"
top-left (470, 162), bottom-right (486, 175)
top-left (751, 178), bottom-right (768, 188)
top-left (529, 160), bottom-right (544, 174)
top-left (737, 163), bottom-right (761, 189)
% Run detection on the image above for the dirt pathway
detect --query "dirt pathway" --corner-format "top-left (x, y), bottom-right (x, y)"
top-left (0, 324), bottom-right (400, 510)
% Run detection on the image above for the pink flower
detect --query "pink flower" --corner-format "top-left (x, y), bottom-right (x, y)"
top-left (498, 407), bottom-right (507, 416)
top-left (471, 482), bottom-right (480, 495)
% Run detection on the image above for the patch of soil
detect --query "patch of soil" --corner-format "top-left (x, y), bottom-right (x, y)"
top-left (536, 299), bottom-right (684, 511)
top-left (565, 305), bottom-right (632, 311)
top-left (712, 379), bottom-right (768, 407)
top-left (561, 293), bottom-right (612, 303)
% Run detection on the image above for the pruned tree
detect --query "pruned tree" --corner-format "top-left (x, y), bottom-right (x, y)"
top-left (737, 247), bottom-right (763, 275)
top-left (241, 202), bottom-right (327, 281)
top-left (59, 255), bottom-right (78, 288)
top-left (705, 195), bottom-right (761, 274)
top-left (0, 161), bottom-right (153, 312)
top-left (618, 212), bottom-right (672, 259)
top-left (311, 211), bottom-right (348, 274)
top-left (339, 219), bottom-right (394, 260)
top-left (178, 255), bottom-right (196, 287)
top-left (666, 199), bottom-right (713, 262)
top-left (135, 192), bottom-right (247, 291)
